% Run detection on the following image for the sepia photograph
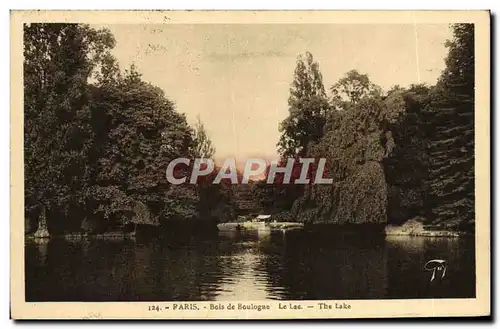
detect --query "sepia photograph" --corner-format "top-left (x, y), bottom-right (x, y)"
top-left (10, 10), bottom-right (490, 319)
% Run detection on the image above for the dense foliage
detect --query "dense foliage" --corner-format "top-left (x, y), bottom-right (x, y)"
top-left (24, 23), bottom-right (232, 235)
top-left (277, 52), bottom-right (329, 158)
top-left (424, 24), bottom-right (475, 229)
top-left (24, 23), bottom-right (475, 235)
top-left (261, 24), bottom-right (475, 230)
top-left (24, 23), bottom-right (117, 233)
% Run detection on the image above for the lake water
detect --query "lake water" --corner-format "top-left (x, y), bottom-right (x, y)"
top-left (25, 230), bottom-right (475, 301)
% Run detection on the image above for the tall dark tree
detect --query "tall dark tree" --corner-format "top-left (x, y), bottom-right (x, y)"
top-left (382, 84), bottom-right (431, 225)
top-left (24, 24), bottom-right (235, 235)
top-left (424, 23), bottom-right (475, 228)
top-left (24, 23), bottom-right (116, 233)
top-left (293, 71), bottom-right (390, 225)
top-left (278, 52), bottom-right (330, 157)
top-left (190, 116), bottom-right (235, 221)
top-left (89, 66), bottom-right (197, 228)
top-left (271, 53), bottom-right (330, 214)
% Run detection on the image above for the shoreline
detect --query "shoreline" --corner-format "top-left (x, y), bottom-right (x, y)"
top-left (25, 227), bottom-right (473, 241)
top-left (25, 232), bottom-right (136, 241)
top-left (384, 230), bottom-right (472, 237)
top-left (385, 219), bottom-right (473, 237)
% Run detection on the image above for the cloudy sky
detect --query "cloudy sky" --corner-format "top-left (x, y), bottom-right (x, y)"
top-left (105, 24), bottom-right (452, 162)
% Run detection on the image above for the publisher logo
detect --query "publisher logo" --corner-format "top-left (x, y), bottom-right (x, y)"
top-left (424, 259), bottom-right (447, 283)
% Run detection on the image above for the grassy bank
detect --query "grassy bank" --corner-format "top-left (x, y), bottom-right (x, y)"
top-left (385, 219), bottom-right (472, 237)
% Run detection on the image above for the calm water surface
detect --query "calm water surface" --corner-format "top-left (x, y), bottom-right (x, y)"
top-left (25, 230), bottom-right (475, 301)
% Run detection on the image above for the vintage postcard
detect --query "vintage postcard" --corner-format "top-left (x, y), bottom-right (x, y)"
top-left (10, 10), bottom-right (490, 319)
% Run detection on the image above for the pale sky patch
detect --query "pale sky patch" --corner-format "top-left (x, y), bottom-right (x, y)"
top-left (102, 24), bottom-right (452, 162)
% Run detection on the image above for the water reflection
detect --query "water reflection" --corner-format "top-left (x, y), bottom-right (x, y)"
top-left (385, 235), bottom-right (475, 298)
top-left (261, 231), bottom-right (389, 300)
top-left (25, 231), bottom-right (475, 301)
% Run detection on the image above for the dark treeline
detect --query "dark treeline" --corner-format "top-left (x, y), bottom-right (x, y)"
top-left (24, 24), bottom-right (234, 236)
top-left (24, 23), bottom-right (475, 236)
top-left (257, 24), bottom-right (474, 230)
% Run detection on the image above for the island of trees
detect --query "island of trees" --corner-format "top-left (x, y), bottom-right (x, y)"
top-left (258, 23), bottom-right (474, 233)
top-left (24, 23), bottom-right (474, 238)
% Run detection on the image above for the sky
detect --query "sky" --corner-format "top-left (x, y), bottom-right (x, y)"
top-left (104, 23), bottom-right (452, 163)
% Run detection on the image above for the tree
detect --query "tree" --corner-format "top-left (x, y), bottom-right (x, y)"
top-left (277, 52), bottom-right (330, 157)
top-left (330, 69), bottom-right (382, 109)
top-left (424, 23), bottom-right (475, 228)
top-left (24, 23), bottom-right (116, 233)
top-left (90, 66), bottom-right (197, 227)
top-left (192, 115), bottom-right (216, 159)
top-left (382, 85), bottom-right (431, 225)
top-left (189, 116), bottom-right (238, 221)
top-left (291, 70), bottom-right (392, 225)
top-left (24, 24), bottom-right (234, 235)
